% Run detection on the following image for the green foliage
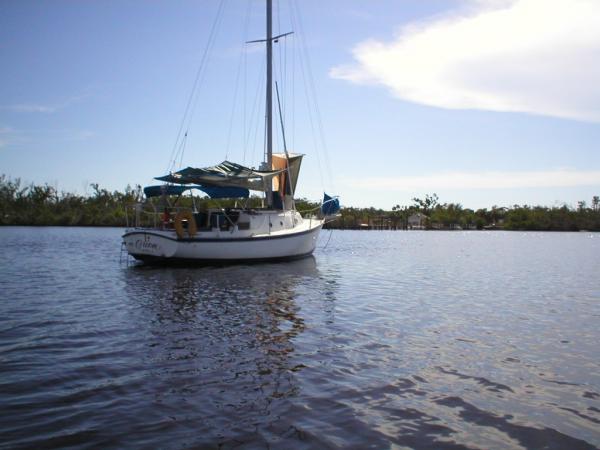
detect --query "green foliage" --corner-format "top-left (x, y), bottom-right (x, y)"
top-left (412, 193), bottom-right (439, 213)
top-left (502, 205), bottom-right (600, 231)
top-left (0, 175), bottom-right (141, 226)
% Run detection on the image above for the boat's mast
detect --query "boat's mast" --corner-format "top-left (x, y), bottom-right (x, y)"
top-left (265, 0), bottom-right (273, 208)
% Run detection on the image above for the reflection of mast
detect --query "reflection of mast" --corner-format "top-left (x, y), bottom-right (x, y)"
top-left (122, 257), bottom-right (334, 422)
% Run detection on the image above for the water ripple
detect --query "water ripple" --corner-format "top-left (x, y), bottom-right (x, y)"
top-left (0, 228), bottom-right (599, 448)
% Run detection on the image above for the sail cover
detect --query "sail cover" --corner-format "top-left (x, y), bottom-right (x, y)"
top-left (155, 161), bottom-right (284, 191)
top-left (272, 153), bottom-right (303, 196)
top-left (321, 193), bottom-right (340, 216)
top-left (143, 184), bottom-right (249, 199)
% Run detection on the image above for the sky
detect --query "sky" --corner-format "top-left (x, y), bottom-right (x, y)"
top-left (1, 0), bottom-right (599, 210)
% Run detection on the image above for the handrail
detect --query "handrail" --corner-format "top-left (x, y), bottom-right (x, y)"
top-left (297, 205), bottom-right (322, 215)
top-left (297, 196), bottom-right (339, 216)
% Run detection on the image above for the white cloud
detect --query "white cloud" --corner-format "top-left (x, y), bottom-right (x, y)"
top-left (7, 103), bottom-right (59, 113)
top-left (1, 92), bottom-right (91, 114)
top-left (355, 169), bottom-right (600, 191)
top-left (330, 0), bottom-right (600, 122)
top-left (0, 126), bottom-right (12, 148)
top-left (0, 125), bottom-right (94, 149)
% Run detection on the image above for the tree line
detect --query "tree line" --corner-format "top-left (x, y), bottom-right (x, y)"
top-left (0, 176), bottom-right (142, 226)
top-left (1, 176), bottom-right (599, 231)
top-left (328, 193), bottom-right (600, 231)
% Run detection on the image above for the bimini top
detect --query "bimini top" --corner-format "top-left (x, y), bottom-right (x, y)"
top-left (155, 161), bottom-right (284, 191)
top-left (143, 184), bottom-right (249, 199)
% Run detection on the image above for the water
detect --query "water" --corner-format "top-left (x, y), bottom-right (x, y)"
top-left (1, 227), bottom-right (599, 449)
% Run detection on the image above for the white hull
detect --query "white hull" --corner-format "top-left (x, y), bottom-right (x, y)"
top-left (122, 219), bottom-right (323, 263)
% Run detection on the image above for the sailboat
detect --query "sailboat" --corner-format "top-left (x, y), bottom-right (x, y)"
top-left (122, 0), bottom-right (339, 263)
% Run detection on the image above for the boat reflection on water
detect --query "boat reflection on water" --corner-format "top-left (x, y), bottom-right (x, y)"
top-left (120, 256), bottom-right (335, 446)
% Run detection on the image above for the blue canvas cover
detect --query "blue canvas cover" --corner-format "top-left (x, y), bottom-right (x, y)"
top-left (143, 184), bottom-right (249, 199)
top-left (143, 185), bottom-right (189, 197)
top-left (321, 193), bottom-right (340, 216)
top-left (197, 185), bottom-right (249, 199)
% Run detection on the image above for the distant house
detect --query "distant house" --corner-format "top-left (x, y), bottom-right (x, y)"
top-left (369, 215), bottom-right (392, 230)
top-left (408, 213), bottom-right (427, 229)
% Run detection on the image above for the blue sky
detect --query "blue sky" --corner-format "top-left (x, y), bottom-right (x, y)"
top-left (1, 0), bottom-right (599, 209)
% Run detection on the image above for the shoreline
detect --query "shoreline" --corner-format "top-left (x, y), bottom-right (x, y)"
top-left (1, 224), bottom-right (598, 232)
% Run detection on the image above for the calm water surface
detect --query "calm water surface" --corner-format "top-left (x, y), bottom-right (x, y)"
top-left (1, 227), bottom-right (599, 449)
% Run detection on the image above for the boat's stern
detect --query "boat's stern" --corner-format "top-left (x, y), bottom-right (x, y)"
top-left (122, 229), bottom-right (178, 260)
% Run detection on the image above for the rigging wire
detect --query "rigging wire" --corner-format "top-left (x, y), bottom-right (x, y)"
top-left (165, 0), bottom-right (334, 198)
top-left (178, 2), bottom-right (227, 168)
top-left (166, 0), bottom-right (227, 173)
top-left (243, 1), bottom-right (248, 166)
top-left (276, 0), bottom-right (285, 134)
top-left (291, 0), bottom-right (336, 194)
top-left (245, 54), bottom-right (266, 167)
top-left (284, 21), bottom-right (289, 147)
top-left (289, 0), bottom-right (325, 192)
top-left (262, 83), bottom-right (268, 165)
top-left (225, 0), bottom-right (252, 161)
top-left (177, 132), bottom-right (188, 169)
top-left (322, 228), bottom-right (334, 249)
top-left (273, 0), bottom-right (293, 155)
top-left (291, 16), bottom-right (296, 153)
